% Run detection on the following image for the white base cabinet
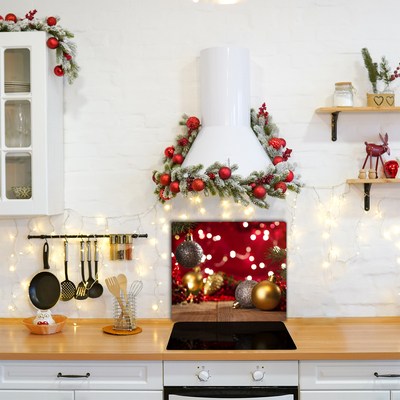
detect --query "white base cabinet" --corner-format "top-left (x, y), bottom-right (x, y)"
top-left (0, 360), bottom-right (163, 400)
top-left (0, 391), bottom-right (73, 400)
top-left (300, 391), bottom-right (390, 400)
top-left (300, 360), bottom-right (400, 400)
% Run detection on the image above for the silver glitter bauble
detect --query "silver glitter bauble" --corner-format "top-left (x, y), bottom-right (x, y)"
top-left (235, 280), bottom-right (257, 308)
top-left (175, 233), bottom-right (204, 269)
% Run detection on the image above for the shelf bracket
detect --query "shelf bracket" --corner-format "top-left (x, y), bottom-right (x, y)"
top-left (331, 111), bottom-right (341, 141)
top-left (364, 183), bottom-right (371, 211)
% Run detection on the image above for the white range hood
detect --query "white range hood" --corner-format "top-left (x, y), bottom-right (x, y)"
top-left (182, 46), bottom-right (272, 176)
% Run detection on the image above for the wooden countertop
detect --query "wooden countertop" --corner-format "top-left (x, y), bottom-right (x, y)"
top-left (2, 317), bottom-right (400, 361)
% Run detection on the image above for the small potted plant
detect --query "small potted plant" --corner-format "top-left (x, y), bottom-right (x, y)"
top-left (361, 48), bottom-right (398, 107)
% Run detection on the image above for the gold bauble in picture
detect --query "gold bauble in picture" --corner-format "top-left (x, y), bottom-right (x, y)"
top-left (203, 272), bottom-right (224, 296)
top-left (182, 269), bottom-right (204, 292)
top-left (251, 274), bottom-right (282, 311)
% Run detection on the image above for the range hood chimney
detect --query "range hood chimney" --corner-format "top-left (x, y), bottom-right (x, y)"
top-left (182, 47), bottom-right (272, 176)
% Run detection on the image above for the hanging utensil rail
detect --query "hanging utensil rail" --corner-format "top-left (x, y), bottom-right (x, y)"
top-left (27, 233), bottom-right (148, 239)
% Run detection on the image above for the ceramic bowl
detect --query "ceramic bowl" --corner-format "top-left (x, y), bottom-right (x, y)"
top-left (22, 315), bottom-right (67, 335)
top-left (12, 186), bottom-right (32, 199)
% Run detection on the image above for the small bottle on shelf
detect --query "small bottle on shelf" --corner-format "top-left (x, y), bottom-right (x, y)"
top-left (116, 234), bottom-right (125, 260)
top-left (125, 234), bottom-right (133, 260)
top-left (109, 234), bottom-right (117, 261)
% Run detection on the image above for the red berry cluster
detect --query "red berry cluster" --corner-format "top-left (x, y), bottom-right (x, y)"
top-left (192, 289), bottom-right (204, 304)
top-left (282, 148), bottom-right (292, 161)
top-left (256, 174), bottom-right (274, 185)
top-left (258, 102), bottom-right (269, 125)
top-left (391, 64), bottom-right (400, 81)
top-left (178, 137), bottom-right (188, 146)
top-left (172, 282), bottom-right (187, 304)
top-left (275, 275), bottom-right (287, 311)
top-left (207, 173), bottom-right (215, 180)
top-left (186, 177), bottom-right (194, 192)
top-left (24, 9), bottom-right (37, 20)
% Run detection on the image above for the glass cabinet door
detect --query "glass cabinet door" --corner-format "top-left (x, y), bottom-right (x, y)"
top-left (1, 46), bottom-right (32, 202)
top-left (5, 153), bottom-right (32, 199)
top-left (4, 48), bottom-right (30, 93)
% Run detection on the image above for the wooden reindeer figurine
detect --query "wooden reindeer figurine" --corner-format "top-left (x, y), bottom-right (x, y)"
top-left (362, 133), bottom-right (390, 179)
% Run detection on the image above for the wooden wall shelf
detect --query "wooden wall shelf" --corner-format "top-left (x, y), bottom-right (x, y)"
top-left (346, 178), bottom-right (400, 211)
top-left (315, 107), bottom-right (400, 141)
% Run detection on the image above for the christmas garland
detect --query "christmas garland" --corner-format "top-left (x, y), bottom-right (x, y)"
top-left (0, 11), bottom-right (78, 84)
top-left (153, 103), bottom-right (303, 209)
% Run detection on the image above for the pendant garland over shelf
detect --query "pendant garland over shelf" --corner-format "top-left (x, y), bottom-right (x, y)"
top-left (0, 10), bottom-right (79, 84)
top-left (152, 103), bottom-right (304, 209)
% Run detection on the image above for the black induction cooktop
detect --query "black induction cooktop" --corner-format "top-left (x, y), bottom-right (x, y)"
top-left (167, 321), bottom-right (296, 350)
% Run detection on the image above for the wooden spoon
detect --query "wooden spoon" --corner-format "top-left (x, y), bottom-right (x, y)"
top-left (117, 274), bottom-right (128, 302)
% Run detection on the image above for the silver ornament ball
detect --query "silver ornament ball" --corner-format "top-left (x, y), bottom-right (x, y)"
top-left (175, 233), bottom-right (204, 269)
top-left (235, 280), bottom-right (257, 308)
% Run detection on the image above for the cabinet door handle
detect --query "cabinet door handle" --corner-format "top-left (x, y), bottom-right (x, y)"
top-left (57, 372), bottom-right (90, 378)
top-left (374, 372), bottom-right (400, 378)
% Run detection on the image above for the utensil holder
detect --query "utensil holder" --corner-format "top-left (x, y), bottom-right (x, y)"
top-left (113, 293), bottom-right (136, 331)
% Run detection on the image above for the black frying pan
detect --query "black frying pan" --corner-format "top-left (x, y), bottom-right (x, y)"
top-left (28, 242), bottom-right (61, 310)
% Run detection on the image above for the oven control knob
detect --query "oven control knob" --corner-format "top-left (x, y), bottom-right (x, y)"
top-left (197, 370), bottom-right (211, 381)
top-left (252, 370), bottom-right (264, 381)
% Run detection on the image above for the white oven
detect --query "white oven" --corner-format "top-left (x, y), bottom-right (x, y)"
top-left (164, 361), bottom-right (298, 400)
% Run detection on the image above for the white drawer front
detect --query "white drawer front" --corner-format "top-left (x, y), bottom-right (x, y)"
top-left (76, 390), bottom-right (163, 400)
top-left (300, 391), bottom-right (390, 400)
top-left (0, 361), bottom-right (162, 390)
top-left (392, 391), bottom-right (400, 400)
top-left (0, 391), bottom-right (74, 400)
top-left (164, 361), bottom-right (298, 386)
top-left (300, 361), bottom-right (400, 390)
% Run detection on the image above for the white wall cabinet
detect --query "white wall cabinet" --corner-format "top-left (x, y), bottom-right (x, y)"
top-left (300, 360), bottom-right (400, 400)
top-left (0, 31), bottom-right (63, 216)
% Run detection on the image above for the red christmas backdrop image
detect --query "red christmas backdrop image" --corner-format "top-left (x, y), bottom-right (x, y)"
top-left (171, 221), bottom-right (287, 322)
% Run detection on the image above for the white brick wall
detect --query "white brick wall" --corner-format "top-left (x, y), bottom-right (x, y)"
top-left (2, 0), bottom-right (400, 319)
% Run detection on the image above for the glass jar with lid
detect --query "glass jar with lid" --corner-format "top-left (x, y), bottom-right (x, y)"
top-left (333, 82), bottom-right (355, 107)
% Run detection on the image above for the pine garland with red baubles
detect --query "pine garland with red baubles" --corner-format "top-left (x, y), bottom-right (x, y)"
top-left (153, 103), bottom-right (304, 209)
top-left (0, 10), bottom-right (79, 84)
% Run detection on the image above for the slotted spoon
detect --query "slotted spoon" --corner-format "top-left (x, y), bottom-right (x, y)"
top-left (60, 241), bottom-right (76, 301)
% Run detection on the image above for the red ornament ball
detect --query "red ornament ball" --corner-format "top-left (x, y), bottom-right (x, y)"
top-left (268, 137), bottom-right (282, 150)
top-left (280, 138), bottom-right (286, 148)
top-left (152, 174), bottom-right (158, 184)
top-left (285, 170), bottom-right (294, 182)
top-left (274, 182), bottom-right (287, 194)
top-left (170, 181), bottom-right (180, 193)
top-left (385, 160), bottom-right (399, 178)
top-left (160, 189), bottom-right (171, 201)
top-left (164, 146), bottom-right (175, 158)
top-left (172, 154), bottom-right (184, 164)
top-left (47, 37), bottom-right (59, 49)
top-left (54, 65), bottom-right (64, 77)
top-left (192, 179), bottom-right (205, 192)
top-left (159, 174), bottom-right (171, 186)
top-left (5, 13), bottom-right (17, 23)
top-left (47, 16), bottom-right (57, 26)
top-left (253, 186), bottom-right (267, 199)
top-left (187, 116), bottom-right (200, 131)
top-left (219, 167), bottom-right (232, 180)
top-left (0, 16), bottom-right (4, 21)
top-left (273, 156), bottom-right (283, 165)
top-left (249, 182), bottom-right (256, 188)
top-left (63, 52), bottom-right (72, 61)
